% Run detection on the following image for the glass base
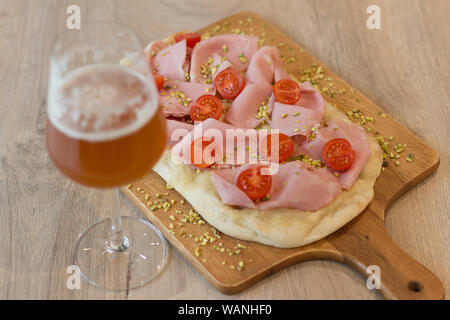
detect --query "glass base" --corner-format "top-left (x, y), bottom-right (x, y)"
top-left (73, 216), bottom-right (168, 291)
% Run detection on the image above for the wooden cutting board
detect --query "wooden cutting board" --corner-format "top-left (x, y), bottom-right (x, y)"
top-left (121, 11), bottom-right (444, 299)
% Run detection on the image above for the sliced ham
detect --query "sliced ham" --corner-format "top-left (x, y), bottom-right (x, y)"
top-left (296, 119), bottom-right (371, 189)
top-left (211, 53), bottom-right (233, 80)
top-left (211, 161), bottom-right (342, 211)
top-left (153, 35), bottom-right (368, 213)
top-left (211, 168), bottom-right (255, 208)
top-left (144, 40), bottom-right (169, 66)
top-left (225, 45), bottom-right (325, 130)
top-left (267, 82), bottom-right (325, 116)
top-left (192, 53), bottom-right (232, 93)
top-left (166, 119), bottom-right (194, 147)
top-left (268, 81), bottom-right (325, 143)
top-left (160, 80), bottom-right (211, 117)
top-left (225, 46), bottom-right (282, 128)
top-left (270, 103), bottom-right (322, 138)
top-left (245, 46), bottom-right (284, 84)
top-left (171, 118), bottom-right (262, 167)
top-left (190, 34), bottom-right (258, 84)
top-left (225, 82), bottom-right (273, 128)
top-left (295, 82), bottom-right (325, 115)
top-left (152, 40), bottom-right (188, 81)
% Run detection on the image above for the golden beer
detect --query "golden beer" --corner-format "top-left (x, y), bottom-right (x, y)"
top-left (46, 64), bottom-right (166, 188)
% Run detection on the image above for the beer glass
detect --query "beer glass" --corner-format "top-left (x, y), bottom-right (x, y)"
top-left (46, 22), bottom-right (168, 291)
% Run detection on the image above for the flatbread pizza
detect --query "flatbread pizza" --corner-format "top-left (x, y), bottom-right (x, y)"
top-left (142, 32), bottom-right (383, 248)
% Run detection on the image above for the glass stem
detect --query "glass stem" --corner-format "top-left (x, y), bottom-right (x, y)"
top-left (108, 188), bottom-right (128, 251)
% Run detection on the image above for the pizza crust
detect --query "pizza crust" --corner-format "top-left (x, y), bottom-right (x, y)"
top-left (154, 101), bottom-right (382, 248)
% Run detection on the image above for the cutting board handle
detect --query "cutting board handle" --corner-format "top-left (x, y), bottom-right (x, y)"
top-left (327, 207), bottom-right (445, 300)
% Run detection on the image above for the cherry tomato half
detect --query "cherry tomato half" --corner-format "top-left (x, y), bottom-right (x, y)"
top-left (190, 95), bottom-right (223, 122)
top-left (174, 32), bottom-right (202, 49)
top-left (214, 68), bottom-right (245, 99)
top-left (190, 137), bottom-right (216, 168)
top-left (237, 167), bottom-right (272, 201)
top-left (273, 79), bottom-right (301, 104)
top-left (321, 138), bottom-right (355, 172)
top-left (153, 73), bottom-right (165, 91)
top-left (260, 133), bottom-right (295, 163)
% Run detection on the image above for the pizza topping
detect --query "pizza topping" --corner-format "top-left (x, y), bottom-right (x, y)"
top-left (226, 47), bottom-right (325, 130)
top-left (322, 138), bottom-right (355, 172)
top-left (214, 68), bottom-right (245, 99)
top-left (166, 119), bottom-right (194, 148)
top-left (159, 80), bottom-right (212, 117)
top-left (236, 167), bottom-right (272, 200)
top-left (273, 79), bottom-right (301, 104)
top-left (270, 102), bottom-right (323, 139)
top-left (190, 95), bottom-right (223, 121)
top-left (225, 46), bottom-right (284, 127)
top-left (148, 32), bottom-right (371, 211)
top-left (171, 118), bottom-right (256, 168)
top-left (273, 81), bottom-right (326, 115)
top-left (260, 133), bottom-right (295, 163)
top-left (190, 34), bottom-right (258, 84)
top-left (190, 137), bottom-right (216, 168)
top-left (145, 40), bottom-right (169, 65)
top-left (211, 162), bottom-right (342, 211)
top-left (174, 32), bottom-right (202, 49)
top-left (245, 46), bottom-right (288, 84)
top-left (226, 82), bottom-right (273, 128)
top-left (150, 40), bottom-right (189, 81)
top-left (296, 119), bottom-right (371, 189)
top-left (153, 73), bottom-right (165, 91)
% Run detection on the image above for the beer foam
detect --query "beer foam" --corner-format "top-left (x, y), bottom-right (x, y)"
top-left (48, 64), bottom-right (158, 142)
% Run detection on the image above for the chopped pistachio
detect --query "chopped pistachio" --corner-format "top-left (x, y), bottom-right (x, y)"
top-left (239, 52), bottom-right (247, 63)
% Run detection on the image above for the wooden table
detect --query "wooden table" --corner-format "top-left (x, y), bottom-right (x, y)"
top-left (0, 0), bottom-right (448, 300)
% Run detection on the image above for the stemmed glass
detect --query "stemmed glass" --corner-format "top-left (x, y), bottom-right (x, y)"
top-left (46, 22), bottom-right (168, 291)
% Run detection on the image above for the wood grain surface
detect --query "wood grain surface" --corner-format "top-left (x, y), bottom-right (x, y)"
top-left (0, 0), bottom-right (448, 300)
